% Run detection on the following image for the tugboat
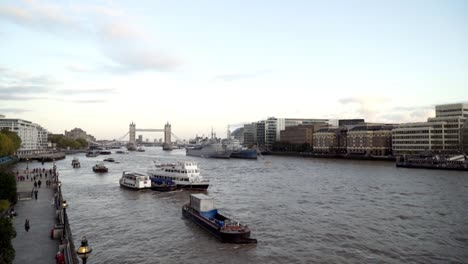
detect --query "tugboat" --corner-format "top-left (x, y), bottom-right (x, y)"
top-left (71, 157), bottom-right (81, 168)
top-left (150, 178), bottom-right (177, 192)
top-left (182, 194), bottom-right (257, 244)
top-left (119, 171), bottom-right (151, 189)
top-left (92, 162), bottom-right (108, 173)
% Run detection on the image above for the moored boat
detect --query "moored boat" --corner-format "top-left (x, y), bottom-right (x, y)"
top-left (186, 143), bottom-right (232, 158)
top-left (230, 149), bottom-right (258, 159)
top-left (150, 178), bottom-right (177, 192)
top-left (92, 162), bottom-right (108, 173)
top-left (86, 151), bottom-right (99, 157)
top-left (182, 194), bottom-right (257, 243)
top-left (119, 171), bottom-right (151, 189)
top-left (103, 158), bottom-right (115, 162)
top-left (71, 157), bottom-right (81, 168)
top-left (147, 161), bottom-right (209, 190)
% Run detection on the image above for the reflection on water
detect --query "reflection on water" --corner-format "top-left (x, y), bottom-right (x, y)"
top-left (17, 147), bottom-right (468, 263)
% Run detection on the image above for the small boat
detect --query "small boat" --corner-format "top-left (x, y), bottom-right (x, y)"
top-left (71, 157), bottom-right (81, 168)
top-left (99, 150), bottom-right (112, 155)
top-left (150, 178), bottom-right (177, 192)
top-left (116, 150), bottom-right (128, 154)
top-left (103, 158), bottom-right (115, 162)
top-left (86, 151), bottom-right (99, 157)
top-left (182, 194), bottom-right (257, 243)
top-left (92, 162), bottom-right (108, 173)
top-left (147, 161), bottom-right (209, 190)
top-left (119, 171), bottom-right (151, 189)
top-left (137, 146), bottom-right (145, 152)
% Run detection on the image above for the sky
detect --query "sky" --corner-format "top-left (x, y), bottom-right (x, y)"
top-left (0, 0), bottom-right (467, 140)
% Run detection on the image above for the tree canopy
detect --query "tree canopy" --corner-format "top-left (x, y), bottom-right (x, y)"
top-left (0, 129), bottom-right (22, 156)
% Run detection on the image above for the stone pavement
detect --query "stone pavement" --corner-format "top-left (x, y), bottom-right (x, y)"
top-left (12, 172), bottom-right (60, 264)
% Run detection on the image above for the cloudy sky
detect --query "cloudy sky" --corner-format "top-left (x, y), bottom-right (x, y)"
top-left (0, 0), bottom-right (467, 140)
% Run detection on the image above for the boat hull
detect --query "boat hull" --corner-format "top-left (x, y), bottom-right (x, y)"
top-left (182, 205), bottom-right (257, 243)
top-left (230, 149), bottom-right (257, 160)
top-left (119, 182), bottom-right (150, 190)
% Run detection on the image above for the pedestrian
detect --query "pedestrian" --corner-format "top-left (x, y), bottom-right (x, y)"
top-left (38, 180), bottom-right (42, 188)
top-left (55, 250), bottom-right (64, 264)
top-left (34, 189), bottom-right (38, 200)
top-left (24, 219), bottom-right (30, 232)
top-left (34, 181), bottom-right (37, 188)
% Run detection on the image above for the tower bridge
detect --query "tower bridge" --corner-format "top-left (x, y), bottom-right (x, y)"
top-left (87, 122), bottom-right (180, 150)
top-left (127, 122), bottom-right (173, 151)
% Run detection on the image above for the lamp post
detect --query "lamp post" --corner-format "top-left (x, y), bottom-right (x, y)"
top-left (62, 200), bottom-right (68, 239)
top-left (77, 236), bottom-right (92, 264)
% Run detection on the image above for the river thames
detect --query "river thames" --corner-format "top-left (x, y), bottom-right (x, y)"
top-left (31, 148), bottom-right (468, 263)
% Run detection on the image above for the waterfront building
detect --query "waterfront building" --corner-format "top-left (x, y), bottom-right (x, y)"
top-left (347, 123), bottom-right (396, 156)
top-left (313, 127), bottom-right (347, 153)
top-left (435, 103), bottom-right (468, 118)
top-left (0, 116), bottom-right (48, 154)
top-left (392, 103), bottom-right (468, 155)
top-left (138, 135), bottom-right (143, 144)
top-left (243, 123), bottom-right (257, 147)
top-left (255, 121), bottom-right (266, 148)
top-left (462, 121), bottom-right (468, 154)
top-left (280, 123), bottom-right (328, 145)
top-left (263, 117), bottom-right (330, 150)
top-left (339, 119), bottom-right (365, 126)
top-left (64, 127), bottom-right (96, 142)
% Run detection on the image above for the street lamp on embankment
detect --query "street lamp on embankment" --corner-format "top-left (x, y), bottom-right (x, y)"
top-left (77, 236), bottom-right (92, 264)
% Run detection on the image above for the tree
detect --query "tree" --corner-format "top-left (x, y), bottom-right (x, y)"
top-left (0, 217), bottom-right (16, 264)
top-left (76, 138), bottom-right (88, 148)
top-left (0, 134), bottom-right (14, 156)
top-left (0, 129), bottom-right (21, 151)
top-left (0, 171), bottom-right (17, 204)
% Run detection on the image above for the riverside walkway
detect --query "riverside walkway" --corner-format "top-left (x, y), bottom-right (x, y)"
top-left (12, 170), bottom-right (60, 264)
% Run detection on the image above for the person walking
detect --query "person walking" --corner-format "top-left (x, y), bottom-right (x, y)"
top-left (34, 181), bottom-right (37, 188)
top-left (24, 219), bottom-right (30, 232)
top-left (38, 179), bottom-right (42, 188)
top-left (34, 189), bottom-right (38, 200)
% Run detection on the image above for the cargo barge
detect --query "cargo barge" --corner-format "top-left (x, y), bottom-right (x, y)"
top-left (182, 194), bottom-right (257, 244)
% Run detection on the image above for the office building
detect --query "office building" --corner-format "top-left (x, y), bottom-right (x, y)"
top-left (392, 103), bottom-right (468, 154)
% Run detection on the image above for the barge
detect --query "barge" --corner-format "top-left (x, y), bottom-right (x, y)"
top-left (182, 194), bottom-right (257, 244)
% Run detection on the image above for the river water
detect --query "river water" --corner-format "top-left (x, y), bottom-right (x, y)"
top-left (23, 148), bottom-right (468, 263)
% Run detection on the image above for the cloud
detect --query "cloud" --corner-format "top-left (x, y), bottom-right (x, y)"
top-left (0, 0), bottom-right (183, 73)
top-left (66, 64), bottom-right (91, 73)
top-left (0, 0), bottom-right (78, 32)
top-left (0, 108), bottom-right (29, 114)
top-left (0, 66), bottom-right (114, 102)
top-left (215, 71), bottom-right (271, 81)
top-left (337, 96), bottom-right (435, 123)
top-left (55, 88), bottom-right (117, 95)
top-left (70, 99), bottom-right (107, 104)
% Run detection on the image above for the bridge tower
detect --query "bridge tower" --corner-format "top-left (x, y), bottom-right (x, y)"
top-left (163, 122), bottom-right (173, 150)
top-left (127, 122), bottom-right (137, 151)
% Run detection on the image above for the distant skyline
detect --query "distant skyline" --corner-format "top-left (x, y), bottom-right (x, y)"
top-left (0, 0), bottom-right (467, 140)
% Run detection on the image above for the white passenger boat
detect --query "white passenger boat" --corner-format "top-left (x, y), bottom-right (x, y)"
top-left (119, 171), bottom-right (151, 189)
top-left (147, 161), bottom-right (209, 190)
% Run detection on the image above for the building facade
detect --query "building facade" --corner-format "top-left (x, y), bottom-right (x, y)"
top-left (461, 121), bottom-right (468, 154)
top-left (313, 127), bottom-right (347, 153)
top-left (347, 124), bottom-right (395, 156)
top-left (243, 123), bottom-right (257, 147)
top-left (280, 124), bottom-right (328, 145)
top-left (392, 103), bottom-right (468, 155)
top-left (64, 128), bottom-right (96, 142)
top-left (0, 117), bottom-right (48, 154)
